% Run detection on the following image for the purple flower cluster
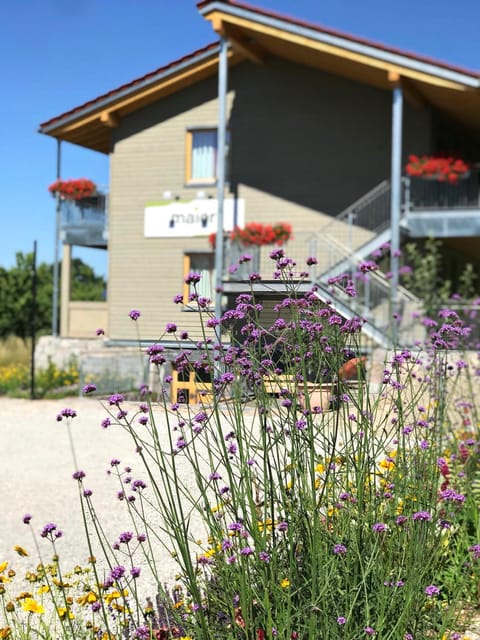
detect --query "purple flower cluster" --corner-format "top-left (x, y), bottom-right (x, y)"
top-left (56, 407), bottom-right (77, 421)
top-left (82, 383), bottom-right (97, 394)
top-left (333, 544), bottom-right (347, 555)
top-left (40, 522), bottom-right (62, 540)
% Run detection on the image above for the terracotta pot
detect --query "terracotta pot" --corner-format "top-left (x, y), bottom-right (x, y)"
top-left (299, 383), bottom-right (334, 411)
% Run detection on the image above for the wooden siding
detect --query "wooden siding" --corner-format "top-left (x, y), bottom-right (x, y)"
top-left (107, 57), bottom-right (431, 341)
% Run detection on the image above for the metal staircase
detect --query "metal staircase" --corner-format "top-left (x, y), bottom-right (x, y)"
top-left (310, 179), bottom-right (420, 347)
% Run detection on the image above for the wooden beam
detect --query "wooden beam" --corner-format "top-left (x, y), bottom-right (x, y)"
top-left (388, 69), bottom-right (428, 109)
top-left (100, 111), bottom-right (119, 128)
top-left (401, 77), bottom-right (428, 109)
top-left (387, 70), bottom-right (400, 85)
top-left (222, 24), bottom-right (265, 64)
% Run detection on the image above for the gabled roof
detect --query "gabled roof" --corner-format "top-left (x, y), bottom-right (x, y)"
top-left (39, 0), bottom-right (480, 154)
top-left (39, 42), bottom-right (241, 153)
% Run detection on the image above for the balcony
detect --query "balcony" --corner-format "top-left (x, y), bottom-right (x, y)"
top-left (404, 169), bottom-right (480, 238)
top-left (60, 193), bottom-right (108, 248)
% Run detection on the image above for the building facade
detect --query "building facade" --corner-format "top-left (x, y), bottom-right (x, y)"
top-left (39, 0), bottom-right (480, 350)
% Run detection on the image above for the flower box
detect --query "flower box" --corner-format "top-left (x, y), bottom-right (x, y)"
top-left (48, 178), bottom-right (97, 201)
top-left (405, 155), bottom-right (469, 184)
top-left (209, 222), bottom-right (292, 249)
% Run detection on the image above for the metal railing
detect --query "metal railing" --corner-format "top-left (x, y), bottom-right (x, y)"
top-left (404, 168), bottom-right (480, 211)
top-left (60, 192), bottom-right (108, 248)
top-left (313, 233), bottom-right (420, 339)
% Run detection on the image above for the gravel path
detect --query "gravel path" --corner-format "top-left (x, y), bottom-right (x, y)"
top-left (0, 396), bottom-right (188, 603)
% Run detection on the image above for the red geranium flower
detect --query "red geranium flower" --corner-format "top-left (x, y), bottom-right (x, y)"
top-left (48, 178), bottom-right (97, 201)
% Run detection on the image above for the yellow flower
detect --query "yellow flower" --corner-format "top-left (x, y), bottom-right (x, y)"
top-left (57, 607), bottom-right (75, 619)
top-left (77, 591), bottom-right (98, 606)
top-left (14, 545), bottom-right (28, 557)
top-left (315, 463), bottom-right (325, 474)
top-left (21, 598), bottom-right (45, 614)
top-left (104, 589), bottom-right (128, 605)
top-left (280, 578), bottom-right (290, 588)
top-left (53, 578), bottom-right (71, 588)
top-left (258, 518), bottom-right (274, 532)
top-left (379, 458), bottom-right (395, 472)
top-left (0, 562), bottom-right (8, 574)
top-left (37, 585), bottom-right (50, 595)
top-left (0, 627), bottom-right (11, 639)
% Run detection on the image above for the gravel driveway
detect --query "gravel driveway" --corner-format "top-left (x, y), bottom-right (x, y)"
top-left (0, 396), bottom-right (190, 603)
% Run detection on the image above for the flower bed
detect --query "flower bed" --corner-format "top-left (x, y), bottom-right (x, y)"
top-left (1, 249), bottom-right (480, 639)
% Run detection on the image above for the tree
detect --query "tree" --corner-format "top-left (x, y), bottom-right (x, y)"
top-left (0, 252), bottom-right (106, 339)
top-left (70, 258), bottom-right (106, 301)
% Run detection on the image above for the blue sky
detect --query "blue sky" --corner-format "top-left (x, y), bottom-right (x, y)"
top-left (1, 0), bottom-right (479, 277)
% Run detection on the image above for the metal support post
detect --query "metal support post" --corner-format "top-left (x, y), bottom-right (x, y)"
top-left (390, 85), bottom-right (403, 343)
top-left (214, 35), bottom-right (228, 343)
top-left (52, 139), bottom-right (62, 336)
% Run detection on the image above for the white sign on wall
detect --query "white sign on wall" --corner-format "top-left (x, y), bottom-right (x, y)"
top-left (144, 198), bottom-right (245, 238)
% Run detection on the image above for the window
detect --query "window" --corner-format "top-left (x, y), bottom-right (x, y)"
top-left (183, 252), bottom-right (216, 306)
top-left (185, 128), bottom-right (218, 184)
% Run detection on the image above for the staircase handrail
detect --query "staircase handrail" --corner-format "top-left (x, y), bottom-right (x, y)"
top-left (335, 179), bottom-right (391, 226)
top-left (317, 232), bottom-right (418, 302)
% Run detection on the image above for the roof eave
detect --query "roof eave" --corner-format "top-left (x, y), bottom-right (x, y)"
top-left (39, 42), bottom-right (222, 137)
top-left (198, 0), bottom-right (480, 89)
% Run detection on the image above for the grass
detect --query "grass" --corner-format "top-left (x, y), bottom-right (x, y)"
top-left (0, 336), bottom-right (30, 367)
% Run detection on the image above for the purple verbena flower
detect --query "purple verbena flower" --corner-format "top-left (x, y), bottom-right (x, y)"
top-left (40, 522), bottom-right (57, 538)
top-left (109, 565), bottom-right (126, 581)
top-left (412, 511), bottom-right (432, 521)
top-left (333, 544), bottom-right (347, 555)
top-left (424, 584), bottom-right (440, 597)
top-left (128, 309), bottom-right (141, 321)
top-left (82, 384), bottom-right (97, 394)
top-left (56, 407), bottom-right (77, 421)
top-left (240, 546), bottom-right (254, 556)
top-left (118, 531), bottom-right (134, 544)
top-left (72, 470), bottom-right (86, 480)
top-left (185, 271), bottom-right (201, 285)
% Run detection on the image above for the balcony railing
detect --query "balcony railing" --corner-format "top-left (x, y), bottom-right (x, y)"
top-left (60, 193), bottom-right (108, 248)
top-left (404, 169), bottom-right (480, 237)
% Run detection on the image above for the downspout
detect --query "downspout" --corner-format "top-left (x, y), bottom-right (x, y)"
top-left (214, 35), bottom-right (228, 342)
top-left (52, 139), bottom-right (62, 336)
top-left (389, 83), bottom-right (403, 344)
